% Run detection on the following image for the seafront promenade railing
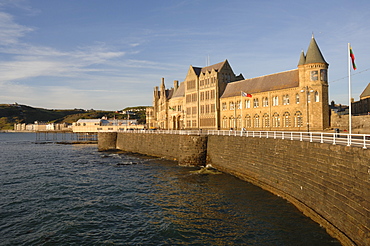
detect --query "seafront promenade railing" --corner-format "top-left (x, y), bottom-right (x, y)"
top-left (111, 129), bottom-right (370, 149)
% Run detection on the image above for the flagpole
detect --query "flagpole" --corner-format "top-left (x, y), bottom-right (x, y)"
top-left (348, 43), bottom-right (352, 146)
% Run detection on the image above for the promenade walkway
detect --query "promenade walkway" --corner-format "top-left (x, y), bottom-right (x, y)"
top-left (113, 129), bottom-right (370, 149)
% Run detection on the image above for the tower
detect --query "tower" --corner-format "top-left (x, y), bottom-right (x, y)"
top-left (298, 36), bottom-right (329, 131)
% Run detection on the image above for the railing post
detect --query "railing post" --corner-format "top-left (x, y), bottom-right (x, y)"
top-left (282, 132), bottom-right (284, 140)
top-left (274, 131), bottom-right (276, 139)
top-left (320, 133), bottom-right (324, 143)
top-left (290, 132), bottom-right (293, 140)
top-left (310, 132), bottom-right (313, 142)
top-left (363, 135), bottom-right (367, 149)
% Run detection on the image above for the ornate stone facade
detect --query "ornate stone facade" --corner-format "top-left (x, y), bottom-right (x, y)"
top-left (147, 37), bottom-right (330, 131)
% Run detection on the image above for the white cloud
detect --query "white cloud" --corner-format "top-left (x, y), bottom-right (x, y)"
top-left (0, 11), bottom-right (33, 45)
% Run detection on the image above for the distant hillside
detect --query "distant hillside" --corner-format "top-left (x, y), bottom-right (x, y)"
top-left (0, 104), bottom-right (148, 130)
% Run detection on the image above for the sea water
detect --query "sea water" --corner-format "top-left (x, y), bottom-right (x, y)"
top-left (0, 132), bottom-right (341, 245)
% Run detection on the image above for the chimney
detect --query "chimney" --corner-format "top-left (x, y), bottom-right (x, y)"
top-left (174, 80), bottom-right (179, 91)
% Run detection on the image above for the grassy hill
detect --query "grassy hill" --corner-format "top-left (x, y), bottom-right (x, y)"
top-left (0, 104), bottom-right (148, 130)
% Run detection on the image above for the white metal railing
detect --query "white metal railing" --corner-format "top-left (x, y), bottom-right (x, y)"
top-left (100, 129), bottom-right (370, 149)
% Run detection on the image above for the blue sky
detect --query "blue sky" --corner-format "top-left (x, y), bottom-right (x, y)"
top-left (0, 0), bottom-right (369, 110)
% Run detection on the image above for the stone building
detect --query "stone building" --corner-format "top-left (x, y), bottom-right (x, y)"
top-left (352, 83), bottom-right (370, 115)
top-left (147, 36), bottom-right (330, 131)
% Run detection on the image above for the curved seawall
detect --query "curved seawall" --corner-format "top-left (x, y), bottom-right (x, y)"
top-left (98, 132), bottom-right (370, 245)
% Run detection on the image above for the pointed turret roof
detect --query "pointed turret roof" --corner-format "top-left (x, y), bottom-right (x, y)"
top-left (305, 37), bottom-right (327, 64)
top-left (298, 50), bottom-right (306, 66)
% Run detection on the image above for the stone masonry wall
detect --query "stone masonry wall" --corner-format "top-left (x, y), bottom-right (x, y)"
top-left (98, 132), bottom-right (370, 245)
top-left (98, 132), bottom-right (207, 166)
top-left (206, 135), bottom-right (370, 246)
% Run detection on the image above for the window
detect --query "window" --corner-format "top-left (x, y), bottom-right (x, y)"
top-left (245, 99), bottom-right (251, 109)
top-left (315, 91), bottom-right (319, 102)
top-left (236, 115), bottom-right (241, 129)
top-left (283, 94), bottom-right (289, 105)
top-left (222, 102), bottom-right (227, 110)
top-left (253, 98), bottom-right (259, 108)
top-left (245, 115), bottom-right (252, 128)
top-left (229, 117), bottom-right (235, 129)
top-left (263, 113), bottom-right (270, 128)
top-left (200, 105), bottom-right (204, 114)
top-left (295, 93), bottom-right (300, 104)
top-left (192, 107), bottom-right (197, 115)
top-left (200, 92), bottom-right (204, 101)
top-left (320, 69), bottom-right (327, 82)
top-left (283, 112), bottom-right (291, 127)
top-left (294, 111), bottom-right (303, 127)
top-left (211, 104), bottom-right (215, 113)
top-left (222, 117), bottom-right (228, 129)
top-left (262, 97), bottom-right (269, 107)
top-left (273, 96), bottom-right (279, 106)
top-left (253, 114), bottom-right (260, 128)
top-left (236, 100), bottom-right (241, 109)
top-left (230, 101), bottom-right (235, 110)
top-left (310, 71), bottom-right (318, 81)
top-left (272, 113), bottom-right (280, 127)
top-left (205, 104), bottom-right (210, 113)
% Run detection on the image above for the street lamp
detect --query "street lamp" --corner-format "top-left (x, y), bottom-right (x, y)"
top-left (301, 86), bottom-right (314, 132)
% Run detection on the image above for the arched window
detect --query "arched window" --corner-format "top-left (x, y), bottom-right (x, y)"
top-left (253, 114), bottom-right (260, 128)
top-left (294, 111), bottom-right (303, 127)
top-left (229, 116), bottom-right (235, 129)
top-left (272, 112), bottom-right (280, 127)
top-left (273, 96), bottom-right (279, 106)
top-left (283, 112), bottom-right (291, 127)
top-left (245, 99), bottom-right (251, 109)
top-left (262, 97), bottom-right (269, 107)
top-left (253, 98), bottom-right (259, 108)
top-left (222, 116), bottom-right (228, 129)
top-left (295, 93), bottom-right (300, 104)
top-left (283, 94), bottom-right (289, 105)
top-left (315, 91), bottom-right (319, 102)
top-left (236, 115), bottom-right (241, 129)
top-left (245, 115), bottom-right (252, 128)
top-left (263, 113), bottom-right (270, 128)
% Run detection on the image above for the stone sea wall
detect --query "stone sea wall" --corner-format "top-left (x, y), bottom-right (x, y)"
top-left (98, 132), bottom-right (370, 246)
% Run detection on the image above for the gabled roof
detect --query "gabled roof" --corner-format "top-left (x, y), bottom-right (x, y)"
top-left (305, 37), bottom-right (327, 65)
top-left (200, 60), bottom-right (227, 74)
top-left (360, 83), bottom-right (370, 99)
top-left (172, 81), bottom-right (185, 98)
top-left (190, 60), bottom-right (228, 76)
top-left (221, 69), bottom-right (299, 98)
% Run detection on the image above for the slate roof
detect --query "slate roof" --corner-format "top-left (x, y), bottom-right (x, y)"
top-left (360, 83), bottom-right (370, 99)
top-left (172, 81), bottom-right (185, 98)
top-left (192, 60), bottom-right (227, 76)
top-left (304, 37), bottom-right (328, 65)
top-left (221, 69), bottom-right (299, 98)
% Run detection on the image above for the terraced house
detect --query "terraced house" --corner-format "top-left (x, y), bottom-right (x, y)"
top-left (147, 36), bottom-right (329, 131)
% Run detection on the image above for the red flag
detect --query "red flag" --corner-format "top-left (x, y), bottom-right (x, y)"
top-left (241, 91), bottom-right (252, 97)
top-left (349, 46), bottom-right (357, 70)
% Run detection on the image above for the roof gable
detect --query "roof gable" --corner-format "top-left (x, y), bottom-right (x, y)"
top-left (360, 83), bottom-right (370, 99)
